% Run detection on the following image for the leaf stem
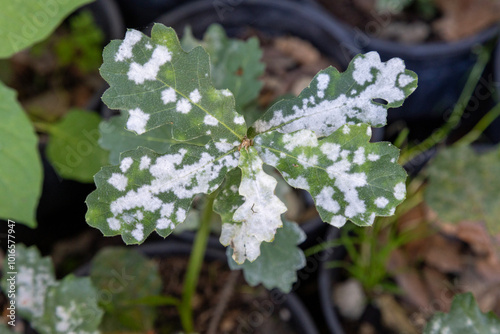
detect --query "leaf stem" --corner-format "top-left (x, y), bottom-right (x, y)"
top-left (399, 45), bottom-right (492, 164)
top-left (454, 102), bottom-right (500, 147)
top-left (32, 121), bottom-right (53, 134)
top-left (178, 193), bottom-right (215, 333)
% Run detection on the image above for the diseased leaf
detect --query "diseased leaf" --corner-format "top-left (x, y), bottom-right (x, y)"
top-left (181, 24), bottom-right (264, 111)
top-left (249, 52), bottom-right (417, 138)
top-left (213, 168), bottom-right (244, 226)
top-left (0, 82), bottom-right (42, 227)
top-left (90, 247), bottom-right (162, 332)
top-left (227, 220), bottom-right (306, 293)
top-left (425, 146), bottom-right (500, 234)
top-left (1, 245), bottom-right (56, 322)
top-left (99, 111), bottom-right (181, 165)
top-left (424, 293), bottom-right (500, 334)
top-left (220, 147), bottom-right (287, 264)
top-left (254, 124), bottom-right (407, 228)
top-left (100, 24), bottom-right (246, 142)
top-left (86, 142), bottom-right (240, 244)
top-left (0, 0), bottom-right (94, 58)
top-left (34, 275), bottom-right (103, 334)
top-left (46, 109), bottom-right (109, 182)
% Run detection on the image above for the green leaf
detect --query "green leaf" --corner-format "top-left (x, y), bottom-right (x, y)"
top-left (181, 24), bottom-right (264, 111)
top-left (90, 247), bottom-right (162, 332)
top-left (425, 146), bottom-right (500, 234)
top-left (227, 220), bottom-right (306, 293)
top-left (86, 142), bottom-right (240, 244)
top-left (99, 111), bottom-right (181, 165)
top-left (46, 109), bottom-right (109, 182)
top-left (34, 275), bottom-right (103, 334)
top-left (220, 147), bottom-right (287, 264)
top-left (1, 244), bottom-right (56, 322)
top-left (249, 52), bottom-right (417, 138)
top-left (100, 23), bottom-right (246, 143)
top-left (0, 82), bottom-right (42, 227)
top-left (254, 124), bottom-right (407, 227)
top-left (213, 168), bottom-right (244, 226)
top-left (0, 0), bottom-right (94, 58)
top-left (424, 293), bottom-right (500, 334)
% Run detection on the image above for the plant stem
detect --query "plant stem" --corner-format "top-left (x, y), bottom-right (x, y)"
top-left (399, 45), bottom-right (491, 164)
top-left (179, 194), bottom-right (215, 333)
top-left (32, 121), bottom-right (53, 134)
top-left (454, 102), bottom-right (500, 146)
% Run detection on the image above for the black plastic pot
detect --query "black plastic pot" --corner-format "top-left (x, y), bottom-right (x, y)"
top-left (16, 0), bottom-right (125, 254)
top-left (75, 240), bottom-right (320, 334)
top-left (313, 2), bottom-right (499, 122)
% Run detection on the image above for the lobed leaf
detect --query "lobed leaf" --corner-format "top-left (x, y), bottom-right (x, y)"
top-left (254, 124), bottom-right (407, 227)
top-left (424, 293), bottom-right (500, 334)
top-left (181, 24), bottom-right (265, 111)
top-left (220, 147), bottom-right (287, 264)
top-left (227, 220), bottom-right (306, 293)
top-left (86, 142), bottom-right (240, 244)
top-left (1, 244), bottom-right (56, 322)
top-left (34, 275), bottom-right (102, 334)
top-left (90, 247), bottom-right (162, 332)
top-left (46, 109), bottom-right (109, 183)
top-left (249, 52), bottom-right (417, 138)
top-left (0, 82), bottom-right (42, 227)
top-left (99, 111), bottom-right (183, 165)
top-left (100, 23), bottom-right (246, 143)
top-left (425, 145), bottom-right (500, 234)
top-left (0, 0), bottom-right (94, 58)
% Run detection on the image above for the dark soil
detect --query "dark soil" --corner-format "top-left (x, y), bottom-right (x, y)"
top-left (154, 256), bottom-right (297, 334)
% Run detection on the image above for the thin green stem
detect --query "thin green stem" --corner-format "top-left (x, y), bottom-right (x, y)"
top-left (455, 103), bottom-right (500, 146)
top-left (179, 194), bottom-right (215, 333)
top-left (400, 45), bottom-right (492, 164)
top-left (32, 121), bottom-right (53, 134)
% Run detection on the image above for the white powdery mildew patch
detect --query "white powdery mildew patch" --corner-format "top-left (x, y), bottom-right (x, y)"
top-left (128, 45), bottom-right (172, 84)
top-left (55, 302), bottom-right (82, 332)
top-left (17, 263), bottom-right (55, 318)
top-left (120, 157), bottom-right (133, 172)
top-left (368, 153), bottom-right (380, 161)
top-left (108, 145), bottom-right (240, 236)
top-left (330, 215), bottom-right (346, 228)
top-left (107, 217), bottom-right (121, 230)
top-left (222, 90), bottom-right (233, 97)
top-left (316, 73), bottom-right (330, 98)
top-left (127, 108), bottom-right (150, 134)
top-left (298, 153), bottom-right (318, 167)
top-left (204, 114), bottom-right (218, 126)
top-left (176, 98), bottom-right (192, 114)
top-left (353, 147), bottom-right (365, 165)
top-left (215, 139), bottom-right (234, 152)
top-left (259, 148), bottom-right (280, 166)
top-left (156, 218), bottom-right (174, 230)
top-left (145, 43), bottom-right (152, 50)
top-left (394, 182), bottom-right (406, 200)
top-left (254, 52), bottom-right (413, 137)
top-left (108, 173), bottom-right (128, 191)
top-left (321, 143), bottom-right (341, 161)
top-left (189, 89), bottom-right (201, 103)
top-left (139, 156), bottom-right (151, 170)
top-left (115, 30), bottom-right (142, 62)
top-left (316, 186), bottom-right (340, 213)
top-left (234, 115), bottom-right (245, 125)
top-left (131, 223), bottom-right (144, 241)
top-left (286, 176), bottom-right (309, 189)
top-left (374, 197), bottom-right (389, 208)
top-left (161, 87), bottom-right (176, 104)
top-left (398, 74), bottom-right (414, 87)
top-left (282, 129), bottom-right (318, 151)
top-left (222, 151), bottom-right (287, 263)
top-left (343, 126), bottom-right (351, 135)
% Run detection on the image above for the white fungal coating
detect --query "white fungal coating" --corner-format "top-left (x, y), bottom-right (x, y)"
top-left (189, 89), bottom-right (201, 103)
top-left (374, 197), bottom-right (389, 208)
top-left (253, 52), bottom-right (414, 137)
top-left (394, 182), bottom-right (406, 200)
top-left (367, 153), bottom-right (380, 161)
top-left (176, 98), bottom-right (192, 114)
top-left (120, 157), bottom-right (133, 172)
top-left (204, 114), bottom-right (218, 126)
top-left (108, 173), bottom-right (128, 191)
top-left (139, 156), bottom-right (151, 170)
top-left (316, 187), bottom-right (340, 213)
top-left (131, 223), bottom-right (144, 241)
top-left (221, 148), bottom-right (287, 264)
top-left (128, 45), bottom-right (172, 84)
top-left (107, 217), bottom-right (121, 230)
top-left (127, 108), bottom-right (150, 134)
top-left (161, 87), bottom-right (176, 104)
top-left (115, 30), bottom-right (142, 62)
top-left (282, 130), bottom-right (318, 151)
top-left (234, 115), bottom-right (245, 125)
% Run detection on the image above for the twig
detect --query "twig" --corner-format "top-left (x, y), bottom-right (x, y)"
top-left (207, 270), bottom-right (240, 334)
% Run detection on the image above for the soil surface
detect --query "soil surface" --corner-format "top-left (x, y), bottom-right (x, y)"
top-left (317, 0), bottom-right (500, 43)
